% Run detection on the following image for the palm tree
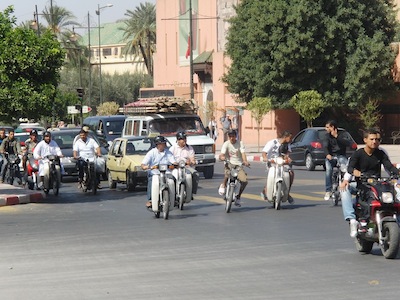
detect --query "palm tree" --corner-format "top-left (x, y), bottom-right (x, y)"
top-left (41, 4), bottom-right (80, 37)
top-left (120, 2), bottom-right (156, 76)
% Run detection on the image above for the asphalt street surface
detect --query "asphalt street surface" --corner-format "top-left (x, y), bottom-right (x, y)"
top-left (0, 161), bottom-right (399, 299)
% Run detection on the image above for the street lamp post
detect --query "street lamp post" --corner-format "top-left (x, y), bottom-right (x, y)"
top-left (95, 3), bottom-right (113, 105)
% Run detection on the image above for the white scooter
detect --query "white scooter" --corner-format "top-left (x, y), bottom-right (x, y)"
top-left (266, 155), bottom-right (291, 210)
top-left (150, 164), bottom-right (176, 219)
top-left (173, 159), bottom-right (193, 210)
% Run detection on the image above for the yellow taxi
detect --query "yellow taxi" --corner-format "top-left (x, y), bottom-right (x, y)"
top-left (107, 136), bottom-right (157, 191)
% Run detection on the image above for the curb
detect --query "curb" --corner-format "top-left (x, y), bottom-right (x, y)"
top-left (0, 186), bottom-right (45, 207)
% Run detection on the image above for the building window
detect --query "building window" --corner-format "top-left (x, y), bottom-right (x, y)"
top-left (114, 47), bottom-right (118, 56)
top-left (103, 48), bottom-right (111, 56)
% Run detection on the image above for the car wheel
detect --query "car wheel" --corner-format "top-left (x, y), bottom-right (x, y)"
top-left (305, 153), bottom-right (316, 171)
top-left (107, 169), bottom-right (117, 189)
top-left (126, 170), bottom-right (136, 192)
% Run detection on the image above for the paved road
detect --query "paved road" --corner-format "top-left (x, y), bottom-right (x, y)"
top-left (0, 162), bottom-right (399, 299)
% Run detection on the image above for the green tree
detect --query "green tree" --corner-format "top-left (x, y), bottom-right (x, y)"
top-left (290, 90), bottom-right (325, 127)
top-left (357, 98), bottom-right (382, 129)
top-left (247, 97), bottom-right (272, 151)
top-left (224, 0), bottom-right (398, 109)
top-left (0, 7), bottom-right (64, 123)
top-left (120, 2), bottom-right (156, 76)
top-left (97, 102), bottom-right (120, 116)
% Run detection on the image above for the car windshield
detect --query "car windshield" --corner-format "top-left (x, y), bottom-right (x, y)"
top-left (105, 120), bottom-right (124, 135)
top-left (149, 117), bottom-right (206, 136)
top-left (126, 138), bottom-right (155, 155)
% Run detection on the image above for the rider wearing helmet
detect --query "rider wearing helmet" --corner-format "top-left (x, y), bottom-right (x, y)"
top-left (141, 135), bottom-right (176, 209)
top-left (22, 129), bottom-right (40, 184)
top-left (33, 131), bottom-right (63, 190)
top-left (169, 131), bottom-right (199, 203)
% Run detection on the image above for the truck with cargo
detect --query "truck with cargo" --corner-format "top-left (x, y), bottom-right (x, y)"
top-left (121, 97), bottom-right (216, 179)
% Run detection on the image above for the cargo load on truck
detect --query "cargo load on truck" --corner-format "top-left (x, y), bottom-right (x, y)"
top-left (121, 97), bottom-right (197, 115)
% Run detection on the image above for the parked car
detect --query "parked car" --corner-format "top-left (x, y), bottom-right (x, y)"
top-left (289, 127), bottom-right (357, 171)
top-left (0, 125), bottom-right (14, 134)
top-left (107, 136), bottom-right (166, 191)
top-left (50, 128), bottom-right (108, 177)
top-left (83, 115), bottom-right (126, 147)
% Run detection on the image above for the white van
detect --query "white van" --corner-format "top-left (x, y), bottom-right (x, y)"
top-left (122, 114), bottom-right (215, 179)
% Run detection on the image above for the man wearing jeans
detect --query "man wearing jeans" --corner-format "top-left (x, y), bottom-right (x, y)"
top-left (340, 128), bottom-right (399, 238)
top-left (323, 120), bottom-right (350, 201)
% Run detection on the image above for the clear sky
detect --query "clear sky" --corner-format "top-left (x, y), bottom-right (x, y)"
top-left (1, 0), bottom-right (156, 26)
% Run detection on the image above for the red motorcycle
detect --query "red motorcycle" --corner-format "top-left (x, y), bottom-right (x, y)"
top-left (26, 155), bottom-right (39, 190)
top-left (354, 175), bottom-right (400, 259)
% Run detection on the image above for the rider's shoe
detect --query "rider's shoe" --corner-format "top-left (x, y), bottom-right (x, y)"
top-left (288, 195), bottom-right (294, 204)
top-left (37, 182), bottom-right (43, 190)
top-left (97, 183), bottom-right (102, 189)
top-left (260, 192), bottom-right (267, 201)
top-left (358, 219), bottom-right (368, 234)
top-left (349, 219), bottom-right (358, 238)
top-left (146, 200), bottom-right (152, 210)
top-left (218, 184), bottom-right (225, 196)
top-left (234, 196), bottom-right (241, 207)
top-left (324, 191), bottom-right (331, 201)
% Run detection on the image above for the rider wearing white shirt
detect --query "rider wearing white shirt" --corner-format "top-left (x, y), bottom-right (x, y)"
top-left (33, 131), bottom-right (63, 190)
top-left (73, 129), bottom-right (102, 188)
top-left (169, 131), bottom-right (199, 203)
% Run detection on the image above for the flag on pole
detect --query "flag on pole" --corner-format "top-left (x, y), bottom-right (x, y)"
top-left (185, 35), bottom-right (191, 59)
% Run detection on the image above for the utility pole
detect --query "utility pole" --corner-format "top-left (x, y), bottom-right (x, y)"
top-left (189, 0), bottom-right (194, 100)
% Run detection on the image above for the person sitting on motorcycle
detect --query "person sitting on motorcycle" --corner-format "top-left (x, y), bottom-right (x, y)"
top-left (22, 130), bottom-right (39, 185)
top-left (0, 129), bottom-right (22, 184)
top-left (141, 135), bottom-right (177, 209)
top-left (33, 131), bottom-right (63, 190)
top-left (323, 120), bottom-right (351, 201)
top-left (260, 130), bottom-right (294, 204)
top-left (218, 129), bottom-right (250, 207)
top-left (339, 128), bottom-right (399, 238)
top-left (169, 131), bottom-right (199, 203)
top-left (0, 128), bottom-right (7, 183)
top-left (73, 128), bottom-right (102, 189)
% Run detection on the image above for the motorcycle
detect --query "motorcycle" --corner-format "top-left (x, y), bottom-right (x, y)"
top-left (354, 175), bottom-right (400, 259)
top-left (43, 155), bottom-right (61, 196)
top-left (223, 160), bottom-right (242, 213)
top-left (266, 155), bottom-right (291, 210)
top-left (174, 159), bottom-right (192, 210)
top-left (26, 155), bottom-right (39, 190)
top-left (4, 153), bottom-right (21, 185)
top-left (150, 164), bottom-right (175, 219)
top-left (78, 157), bottom-right (98, 195)
top-left (330, 158), bottom-right (347, 206)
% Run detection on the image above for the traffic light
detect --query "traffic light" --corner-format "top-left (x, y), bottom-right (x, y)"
top-left (76, 87), bottom-right (84, 99)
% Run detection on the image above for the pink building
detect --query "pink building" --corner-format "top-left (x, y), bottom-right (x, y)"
top-left (144, 0), bottom-right (299, 148)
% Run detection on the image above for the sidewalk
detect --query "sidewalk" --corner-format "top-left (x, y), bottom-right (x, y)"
top-left (0, 183), bottom-right (45, 207)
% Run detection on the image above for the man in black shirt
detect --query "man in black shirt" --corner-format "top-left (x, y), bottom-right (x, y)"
top-left (323, 120), bottom-right (351, 201)
top-left (0, 129), bottom-right (22, 184)
top-left (339, 128), bottom-right (399, 238)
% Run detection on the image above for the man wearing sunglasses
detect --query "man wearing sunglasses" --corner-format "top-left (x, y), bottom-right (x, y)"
top-left (339, 128), bottom-right (399, 238)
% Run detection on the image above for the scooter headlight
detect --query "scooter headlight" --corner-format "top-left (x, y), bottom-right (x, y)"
top-left (231, 169), bottom-right (239, 177)
top-left (382, 192), bottom-right (394, 204)
top-left (179, 160), bottom-right (186, 168)
top-left (276, 157), bottom-right (284, 165)
top-left (159, 164), bottom-right (168, 172)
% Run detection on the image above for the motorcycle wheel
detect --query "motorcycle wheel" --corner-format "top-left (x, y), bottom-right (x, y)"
top-left (6, 168), bottom-right (13, 185)
top-left (225, 185), bottom-right (234, 213)
top-left (52, 173), bottom-right (59, 196)
top-left (380, 222), bottom-right (400, 259)
top-left (162, 189), bottom-right (170, 220)
top-left (355, 237), bottom-right (374, 254)
top-left (91, 171), bottom-right (97, 196)
top-left (178, 183), bottom-right (185, 210)
top-left (275, 182), bottom-right (282, 210)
